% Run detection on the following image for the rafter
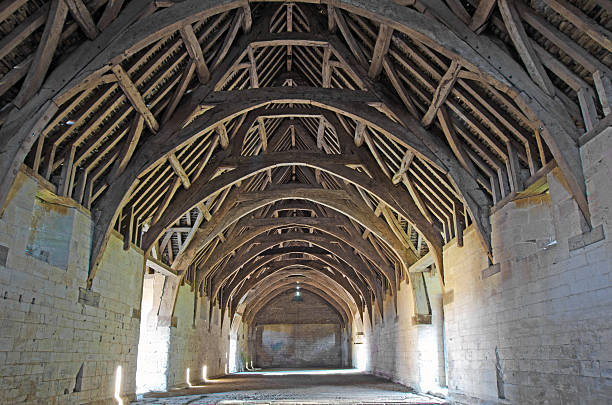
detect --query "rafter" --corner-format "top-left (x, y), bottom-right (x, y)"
top-left (0, 0), bottom-right (600, 323)
top-left (64, 0), bottom-right (98, 40)
top-left (112, 64), bottom-right (159, 132)
top-left (369, 24), bottom-right (393, 79)
top-left (14, 0), bottom-right (68, 107)
top-left (180, 23), bottom-right (210, 83)
top-left (498, 0), bottom-right (555, 96)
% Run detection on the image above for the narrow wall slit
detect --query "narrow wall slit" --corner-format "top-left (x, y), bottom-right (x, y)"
top-left (73, 362), bottom-right (84, 393)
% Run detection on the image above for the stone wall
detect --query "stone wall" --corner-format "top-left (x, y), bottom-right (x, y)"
top-left (443, 129), bottom-right (612, 404)
top-left (255, 323), bottom-right (341, 368)
top-left (0, 170), bottom-right (143, 404)
top-left (0, 169), bottom-right (234, 403)
top-left (366, 129), bottom-right (611, 403)
top-left (233, 317), bottom-right (249, 372)
top-left (253, 289), bottom-right (343, 325)
top-left (135, 273), bottom-right (170, 394)
top-left (251, 289), bottom-right (343, 368)
top-left (166, 286), bottom-right (231, 386)
top-left (366, 273), bottom-right (446, 394)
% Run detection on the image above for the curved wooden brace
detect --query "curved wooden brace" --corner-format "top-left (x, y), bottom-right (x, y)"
top-left (169, 187), bottom-right (409, 288)
top-left (200, 217), bottom-right (395, 292)
top-left (242, 281), bottom-right (352, 327)
top-left (0, 0), bottom-right (587, 288)
top-left (227, 260), bottom-right (364, 321)
top-left (210, 232), bottom-right (376, 297)
top-left (144, 149), bottom-right (430, 268)
top-left (208, 231), bottom-right (384, 296)
top-left (205, 231), bottom-right (385, 314)
top-left (238, 267), bottom-right (360, 320)
top-left (216, 243), bottom-right (380, 317)
top-left (222, 253), bottom-right (371, 318)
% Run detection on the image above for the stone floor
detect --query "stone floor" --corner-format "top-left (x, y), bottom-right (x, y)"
top-left (133, 369), bottom-right (447, 404)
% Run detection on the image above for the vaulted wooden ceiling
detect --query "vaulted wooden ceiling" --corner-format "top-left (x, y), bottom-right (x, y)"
top-left (0, 0), bottom-right (609, 323)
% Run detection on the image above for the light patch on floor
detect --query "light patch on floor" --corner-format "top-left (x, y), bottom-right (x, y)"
top-left (133, 369), bottom-right (447, 404)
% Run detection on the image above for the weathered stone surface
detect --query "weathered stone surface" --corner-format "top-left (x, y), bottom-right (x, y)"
top-left (362, 128), bottom-right (612, 404)
top-left (0, 171), bottom-right (143, 404)
top-left (252, 289), bottom-right (344, 368)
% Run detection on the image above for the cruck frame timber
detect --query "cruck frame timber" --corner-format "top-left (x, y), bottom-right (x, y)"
top-left (0, 0), bottom-right (606, 324)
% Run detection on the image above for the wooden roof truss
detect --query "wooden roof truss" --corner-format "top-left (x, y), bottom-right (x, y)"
top-left (0, 0), bottom-right (609, 323)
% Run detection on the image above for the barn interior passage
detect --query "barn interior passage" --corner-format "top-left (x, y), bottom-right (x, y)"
top-left (0, 0), bottom-right (610, 404)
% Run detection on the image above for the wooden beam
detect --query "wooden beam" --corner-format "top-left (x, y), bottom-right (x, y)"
top-left (368, 24), bottom-right (393, 79)
top-left (469, 0), bottom-right (497, 33)
top-left (168, 153), bottom-right (191, 188)
top-left (242, 3), bottom-right (252, 33)
top-left (121, 204), bottom-right (134, 250)
top-left (577, 87), bottom-right (599, 132)
top-left (421, 60), bottom-right (460, 126)
top-left (382, 57), bottom-right (419, 118)
top-left (532, 41), bottom-right (589, 92)
top-left (111, 114), bottom-right (145, 177)
top-left (64, 0), bottom-right (98, 40)
top-left (14, 0), bottom-right (68, 107)
top-left (152, 177), bottom-right (181, 224)
top-left (247, 45), bottom-right (259, 88)
top-left (180, 23), bottom-right (210, 83)
top-left (322, 46), bottom-right (332, 88)
top-left (211, 8), bottom-right (243, 70)
top-left (316, 117), bottom-right (326, 150)
top-left (161, 60), bottom-right (196, 125)
top-left (401, 174), bottom-right (433, 224)
top-left (197, 201), bottom-right (212, 221)
top-left (112, 64), bottom-right (159, 132)
top-left (146, 256), bottom-right (179, 278)
top-left (327, 4), bottom-right (337, 33)
top-left (445, 0), bottom-right (471, 25)
top-left (505, 141), bottom-right (523, 193)
top-left (97, 0), bottom-right (124, 31)
top-left (498, 0), bottom-right (556, 96)
top-left (353, 121), bottom-right (366, 147)
top-left (0, 0), bottom-right (28, 24)
top-left (217, 123), bottom-right (229, 149)
top-left (545, 0), bottom-right (612, 53)
top-left (436, 106), bottom-right (477, 177)
top-left (258, 117), bottom-right (268, 152)
top-left (392, 150), bottom-right (414, 185)
top-left (329, 6), bottom-right (368, 67)
top-left (594, 71), bottom-right (612, 116)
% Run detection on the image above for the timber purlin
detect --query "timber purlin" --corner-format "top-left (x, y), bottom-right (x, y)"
top-left (0, 0), bottom-right (608, 325)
